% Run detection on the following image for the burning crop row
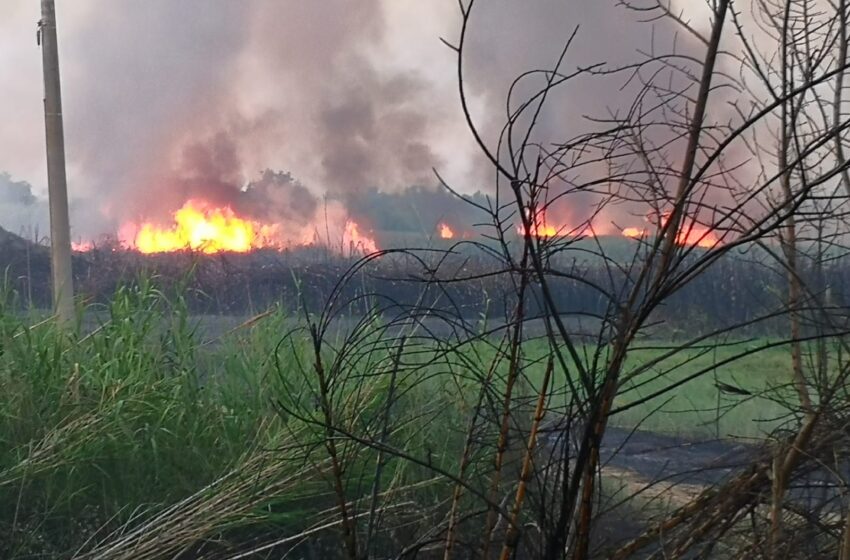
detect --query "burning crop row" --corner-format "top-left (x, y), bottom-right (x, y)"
top-left (72, 200), bottom-right (722, 254)
top-left (74, 199), bottom-right (381, 256)
top-left (134, 200), bottom-right (280, 254)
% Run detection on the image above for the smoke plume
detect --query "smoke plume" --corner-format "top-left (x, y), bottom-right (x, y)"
top-left (0, 1), bottom-right (720, 239)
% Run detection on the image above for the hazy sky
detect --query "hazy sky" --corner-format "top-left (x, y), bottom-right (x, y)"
top-left (1, 2), bottom-right (463, 196)
top-left (0, 1), bottom-right (705, 237)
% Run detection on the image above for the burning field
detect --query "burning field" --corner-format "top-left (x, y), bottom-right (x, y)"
top-left (110, 199), bottom-right (379, 256)
top-left (6, 0), bottom-right (850, 557)
top-left (69, 186), bottom-right (725, 258)
top-left (70, 167), bottom-right (387, 257)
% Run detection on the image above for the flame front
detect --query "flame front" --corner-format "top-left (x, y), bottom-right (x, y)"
top-left (621, 213), bottom-right (720, 248)
top-left (343, 221), bottom-right (378, 254)
top-left (438, 223), bottom-right (455, 239)
top-left (519, 208), bottom-right (559, 238)
top-left (622, 227), bottom-right (644, 239)
top-left (132, 200), bottom-right (280, 254)
top-left (662, 212), bottom-right (720, 248)
top-left (675, 226), bottom-right (719, 248)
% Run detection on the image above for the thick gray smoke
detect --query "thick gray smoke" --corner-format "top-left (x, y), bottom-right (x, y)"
top-left (51, 0), bottom-right (460, 234)
top-left (136, 133), bottom-right (319, 226)
top-left (0, 0), bottom-right (712, 238)
top-left (0, 173), bottom-right (48, 238)
top-left (460, 0), bottom-right (709, 231)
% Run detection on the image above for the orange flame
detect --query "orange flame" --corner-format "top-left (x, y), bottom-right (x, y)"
top-left (662, 212), bottom-right (720, 248)
top-left (130, 199), bottom-right (281, 254)
top-left (674, 225), bottom-right (720, 248)
top-left (71, 198), bottom-right (380, 256)
top-left (519, 208), bottom-right (560, 238)
top-left (622, 227), bottom-right (645, 239)
top-left (438, 223), bottom-right (455, 239)
top-left (343, 221), bottom-right (378, 254)
top-left (621, 213), bottom-right (720, 248)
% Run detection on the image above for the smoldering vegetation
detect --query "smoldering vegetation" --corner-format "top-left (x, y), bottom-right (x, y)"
top-left (2, 222), bottom-right (848, 338)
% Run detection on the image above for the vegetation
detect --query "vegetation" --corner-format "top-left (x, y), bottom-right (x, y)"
top-left (6, 0), bottom-right (850, 557)
top-left (0, 276), bottom-right (818, 558)
top-left (0, 278), bottom-right (476, 557)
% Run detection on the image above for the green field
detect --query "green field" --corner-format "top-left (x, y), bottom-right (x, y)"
top-left (611, 341), bottom-right (796, 439)
top-left (499, 336), bottom-right (798, 439)
top-left (0, 282), bottom-right (808, 557)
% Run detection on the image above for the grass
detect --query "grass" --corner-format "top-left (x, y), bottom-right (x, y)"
top-left (0, 279), bottom-right (814, 557)
top-left (0, 280), bottom-right (474, 557)
top-left (0, 282), bottom-right (291, 556)
top-left (612, 341), bottom-right (796, 439)
top-left (501, 336), bottom-right (798, 439)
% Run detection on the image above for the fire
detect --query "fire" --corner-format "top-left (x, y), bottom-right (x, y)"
top-left (662, 212), bottom-right (720, 248)
top-left (531, 223), bottom-right (558, 238)
top-left (438, 223), bottom-right (455, 239)
top-left (674, 225), bottom-right (720, 248)
top-left (621, 213), bottom-right (721, 248)
top-left (71, 198), bottom-right (380, 256)
top-left (343, 221), bottom-right (378, 254)
top-left (130, 199), bottom-right (281, 254)
top-left (622, 227), bottom-right (645, 239)
top-left (519, 208), bottom-right (560, 238)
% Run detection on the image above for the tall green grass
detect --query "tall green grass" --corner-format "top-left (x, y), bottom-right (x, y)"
top-left (0, 280), bottom-right (474, 558)
top-left (0, 278), bottom-right (809, 557)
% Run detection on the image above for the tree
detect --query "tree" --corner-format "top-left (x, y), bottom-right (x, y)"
top-left (276, 0), bottom-right (850, 557)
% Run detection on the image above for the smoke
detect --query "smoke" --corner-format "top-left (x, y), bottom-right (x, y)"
top-left (128, 132), bottom-right (319, 228)
top-left (0, 1), bottom-right (724, 239)
top-left (316, 60), bottom-right (443, 193)
top-left (458, 0), bottom-right (715, 231)
top-left (47, 0), bottom-right (464, 235)
top-left (0, 173), bottom-right (49, 239)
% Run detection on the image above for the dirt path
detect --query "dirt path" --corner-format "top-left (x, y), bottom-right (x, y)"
top-left (600, 426), bottom-right (755, 489)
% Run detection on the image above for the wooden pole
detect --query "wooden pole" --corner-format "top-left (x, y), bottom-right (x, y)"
top-left (40, 0), bottom-right (74, 325)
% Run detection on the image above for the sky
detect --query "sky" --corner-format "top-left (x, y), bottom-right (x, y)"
top-left (0, 0), bottom-right (706, 239)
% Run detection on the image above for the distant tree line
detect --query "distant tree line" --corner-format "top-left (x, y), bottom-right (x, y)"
top-left (342, 185), bottom-right (491, 234)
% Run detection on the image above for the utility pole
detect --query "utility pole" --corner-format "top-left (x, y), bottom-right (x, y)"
top-left (39, 0), bottom-right (74, 325)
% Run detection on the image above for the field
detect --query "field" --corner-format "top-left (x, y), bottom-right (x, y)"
top-left (0, 277), bottom-right (808, 558)
top-left (611, 341), bottom-right (795, 439)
